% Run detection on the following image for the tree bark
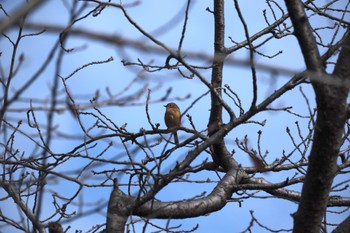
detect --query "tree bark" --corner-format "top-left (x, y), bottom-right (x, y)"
top-left (208, 0), bottom-right (239, 173)
top-left (295, 31), bottom-right (350, 233)
top-left (134, 168), bottom-right (240, 218)
top-left (106, 179), bottom-right (134, 233)
top-left (284, 1), bottom-right (350, 231)
top-left (333, 215), bottom-right (350, 233)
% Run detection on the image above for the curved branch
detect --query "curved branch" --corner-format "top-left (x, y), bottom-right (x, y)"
top-left (134, 168), bottom-right (241, 219)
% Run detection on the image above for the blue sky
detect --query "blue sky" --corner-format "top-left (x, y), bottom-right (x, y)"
top-left (1, 1), bottom-right (349, 232)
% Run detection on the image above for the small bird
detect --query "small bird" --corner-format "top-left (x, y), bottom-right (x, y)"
top-left (164, 102), bottom-right (181, 144)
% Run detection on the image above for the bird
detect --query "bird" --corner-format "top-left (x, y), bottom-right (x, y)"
top-left (164, 102), bottom-right (181, 144)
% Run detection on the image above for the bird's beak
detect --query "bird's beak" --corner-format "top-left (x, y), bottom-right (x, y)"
top-left (164, 105), bottom-right (167, 107)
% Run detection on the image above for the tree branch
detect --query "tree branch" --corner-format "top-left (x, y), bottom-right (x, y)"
top-left (333, 214), bottom-right (350, 233)
top-left (284, 1), bottom-right (350, 230)
top-left (2, 182), bottom-right (45, 233)
top-left (134, 168), bottom-right (240, 219)
top-left (106, 179), bottom-right (135, 233)
top-left (284, 0), bottom-right (324, 74)
top-left (207, 0), bottom-right (239, 173)
top-left (0, 0), bottom-right (45, 33)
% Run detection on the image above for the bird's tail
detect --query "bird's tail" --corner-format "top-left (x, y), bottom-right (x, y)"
top-left (173, 131), bottom-right (179, 145)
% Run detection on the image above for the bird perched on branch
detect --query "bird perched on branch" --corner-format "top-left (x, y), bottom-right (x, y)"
top-left (164, 102), bottom-right (181, 145)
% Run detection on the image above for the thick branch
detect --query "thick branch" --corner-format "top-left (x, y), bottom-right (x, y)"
top-left (208, 0), bottom-right (226, 136)
top-left (291, 24), bottom-right (350, 233)
top-left (284, 1), bottom-right (350, 232)
top-left (134, 169), bottom-right (241, 219)
top-left (333, 215), bottom-right (350, 233)
top-left (244, 177), bottom-right (350, 207)
top-left (284, 0), bottom-right (324, 74)
top-left (106, 179), bottom-right (135, 233)
top-left (207, 0), bottom-right (239, 172)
